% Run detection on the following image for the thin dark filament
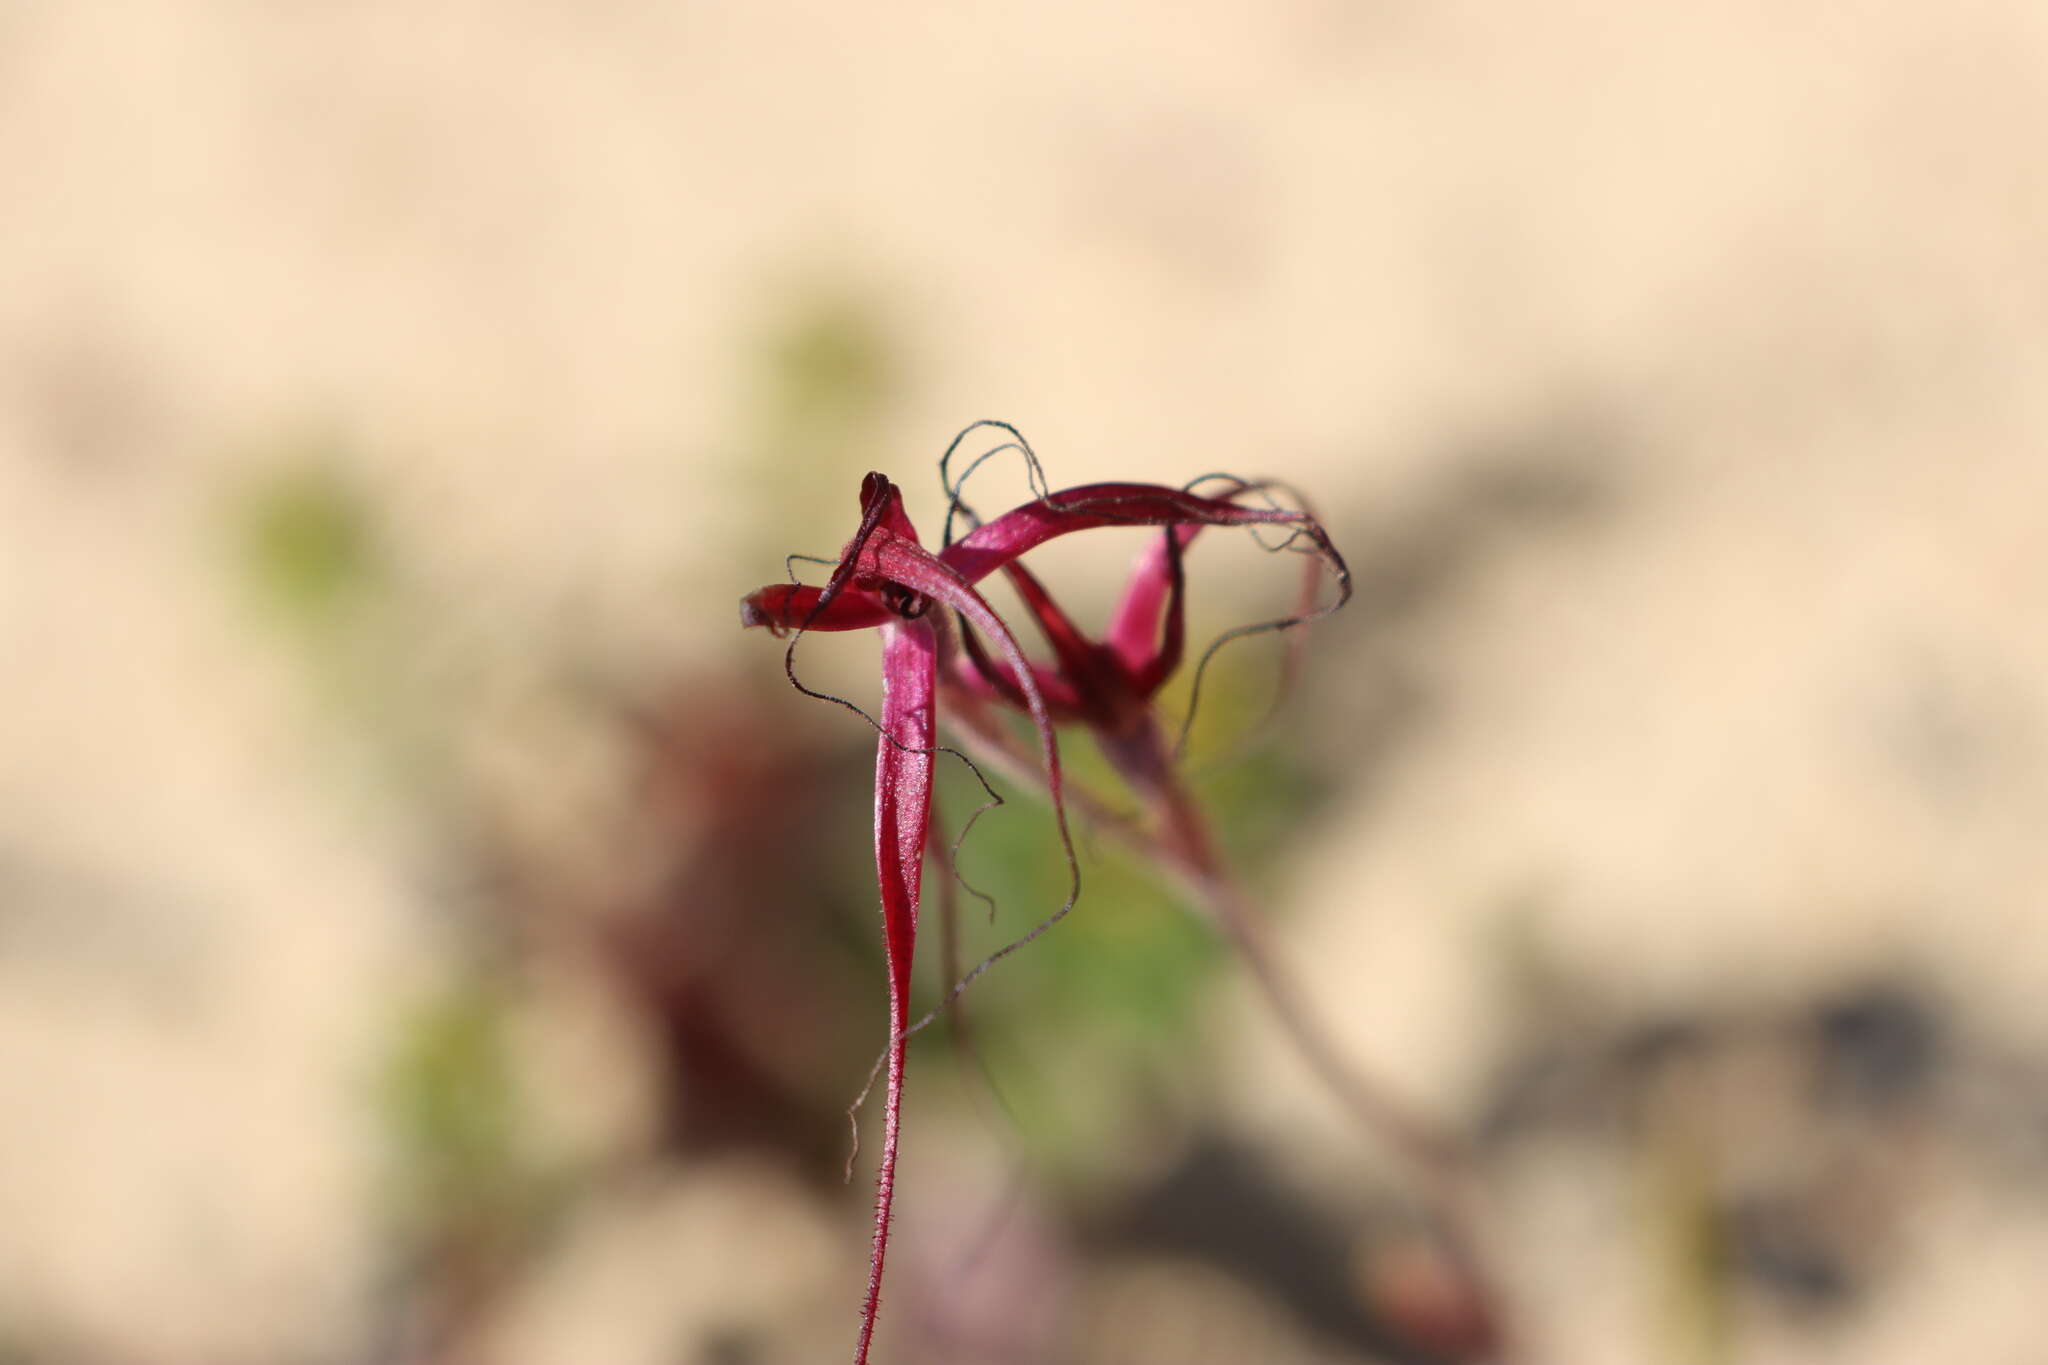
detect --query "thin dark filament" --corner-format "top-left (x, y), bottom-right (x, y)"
top-left (937, 441), bottom-right (1025, 543)
top-left (781, 625), bottom-right (1001, 799)
top-left (840, 1047), bottom-right (891, 1182)
top-left (1174, 637), bottom-right (1304, 785)
top-left (1183, 471), bottom-right (1313, 511)
top-left (1181, 472), bottom-right (1257, 503)
top-left (784, 629), bottom-right (1006, 852)
top-left (1183, 473), bottom-right (1318, 554)
top-left (892, 891), bottom-right (1073, 1051)
top-left (1155, 478), bottom-right (1354, 760)
top-left (920, 817), bottom-right (1037, 1324)
top-left (928, 814), bottom-right (1016, 1121)
top-left (1176, 545), bottom-right (1326, 781)
top-left (937, 419), bottom-right (1054, 547)
top-left (944, 791), bottom-right (1004, 926)
top-left (784, 551), bottom-right (840, 578)
top-left (1173, 593), bottom-right (1342, 763)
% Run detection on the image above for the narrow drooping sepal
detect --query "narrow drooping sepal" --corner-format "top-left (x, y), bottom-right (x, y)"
top-left (857, 616), bottom-right (938, 1365)
top-left (875, 619), bottom-right (935, 1023)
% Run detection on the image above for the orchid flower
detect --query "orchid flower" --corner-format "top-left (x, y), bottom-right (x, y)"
top-left (739, 427), bottom-right (1497, 1363)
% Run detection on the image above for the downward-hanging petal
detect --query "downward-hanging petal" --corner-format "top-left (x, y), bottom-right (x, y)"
top-left (874, 616), bottom-right (935, 1070)
top-left (860, 527), bottom-right (1076, 840)
top-left (856, 615), bottom-right (937, 1365)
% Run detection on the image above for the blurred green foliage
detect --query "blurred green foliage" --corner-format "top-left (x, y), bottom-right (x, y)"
top-left (737, 285), bottom-right (901, 551)
top-left (761, 291), bottom-right (897, 432)
top-left (1647, 1131), bottom-right (1738, 1365)
top-left (377, 975), bottom-right (538, 1247)
top-left (222, 441), bottom-right (476, 809)
top-left (232, 452), bottom-right (384, 631)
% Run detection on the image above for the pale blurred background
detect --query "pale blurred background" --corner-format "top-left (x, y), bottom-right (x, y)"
top-left (4, 3), bottom-right (2047, 1363)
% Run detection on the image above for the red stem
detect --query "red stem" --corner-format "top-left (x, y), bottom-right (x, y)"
top-left (958, 697), bottom-right (1516, 1357)
top-left (1105, 712), bottom-right (1514, 1357)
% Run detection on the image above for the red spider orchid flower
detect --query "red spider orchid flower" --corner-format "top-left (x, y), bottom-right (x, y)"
top-left (738, 450), bottom-right (1350, 1365)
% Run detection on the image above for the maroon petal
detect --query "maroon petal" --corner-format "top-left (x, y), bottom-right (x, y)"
top-left (862, 468), bottom-right (923, 541)
top-left (738, 582), bottom-right (892, 634)
top-left (937, 481), bottom-right (1345, 589)
top-left (856, 616), bottom-right (938, 1365)
top-left (740, 472), bottom-right (922, 637)
top-left (1104, 524), bottom-right (1197, 693)
top-left (999, 558), bottom-right (1097, 680)
top-left (949, 625), bottom-right (1087, 718)
top-left (947, 552), bottom-right (1107, 721)
top-left (994, 556), bottom-right (1150, 726)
